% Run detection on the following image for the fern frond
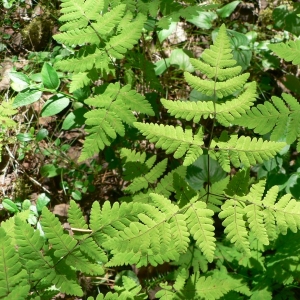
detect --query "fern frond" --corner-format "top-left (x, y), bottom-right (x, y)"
top-left (190, 57), bottom-right (242, 81)
top-left (14, 217), bottom-right (52, 276)
top-left (79, 237), bottom-right (108, 263)
top-left (161, 82), bottom-right (256, 126)
top-left (161, 98), bottom-right (214, 123)
top-left (201, 24), bottom-right (238, 69)
top-left (268, 40), bottom-right (300, 65)
top-left (185, 200), bottom-right (216, 262)
top-left (155, 165), bottom-right (187, 197)
top-left (54, 27), bottom-right (101, 46)
top-left (80, 83), bottom-right (153, 161)
top-left (215, 82), bottom-right (257, 126)
top-left (0, 99), bottom-right (17, 128)
top-left (106, 13), bottom-right (146, 59)
top-left (125, 158), bottom-right (168, 193)
top-left (234, 93), bottom-right (300, 148)
top-left (219, 199), bottom-right (250, 255)
top-left (195, 275), bottom-right (232, 300)
top-left (41, 207), bottom-right (77, 257)
top-left (92, 5), bottom-right (126, 36)
top-left (150, 193), bottom-right (190, 253)
top-left (68, 200), bottom-right (89, 232)
top-left (244, 181), bottom-right (269, 246)
top-left (220, 179), bottom-right (300, 254)
top-left (0, 228), bottom-right (30, 299)
top-left (184, 72), bottom-right (250, 98)
top-left (65, 249), bottom-right (104, 275)
top-left (214, 134), bottom-right (286, 169)
top-left (134, 123), bottom-right (204, 166)
top-left (199, 176), bottom-right (229, 212)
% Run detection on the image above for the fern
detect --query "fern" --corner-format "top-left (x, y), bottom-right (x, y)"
top-left (220, 180), bottom-right (300, 255)
top-left (0, 228), bottom-right (30, 300)
top-left (134, 123), bottom-right (204, 166)
top-left (54, 2), bottom-right (146, 91)
top-left (268, 40), bottom-right (300, 65)
top-left (234, 93), bottom-right (300, 150)
top-left (79, 83), bottom-right (154, 161)
top-left (209, 133), bottom-right (286, 172)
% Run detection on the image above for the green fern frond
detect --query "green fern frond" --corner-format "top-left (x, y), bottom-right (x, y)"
top-left (106, 13), bottom-right (147, 59)
top-left (79, 83), bottom-right (154, 161)
top-left (14, 217), bottom-right (52, 274)
top-left (268, 40), bottom-right (300, 65)
top-left (79, 237), bottom-right (108, 263)
top-left (68, 200), bottom-right (89, 232)
top-left (195, 275), bottom-right (232, 300)
top-left (155, 165), bottom-right (187, 197)
top-left (212, 134), bottom-right (286, 170)
top-left (134, 123), bottom-right (204, 166)
top-left (190, 58), bottom-right (242, 81)
top-left (92, 5), bottom-right (126, 36)
top-left (150, 193), bottom-right (190, 253)
top-left (125, 158), bottom-right (168, 193)
top-left (0, 99), bottom-right (17, 128)
top-left (0, 228), bottom-right (30, 299)
top-left (41, 207), bottom-right (77, 257)
top-left (54, 27), bottom-right (101, 46)
top-left (219, 199), bottom-right (250, 255)
top-left (185, 72), bottom-right (250, 98)
top-left (220, 179), bottom-right (300, 255)
top-left (244, 182), bottom-right (269, 246)
top-left (201, 24), bottom-right (237, 69)
top-left (55, 46), bottom-right (111, 74)
top-left (161, 81), bottom-right (256, 126)
top-left (234, 93), bottom-right (300, 149)
top-left (65, 249), bottom-right (104, 275)
top-left (215, 82), bottom-right (257, 126)
top-left (199, 176), bottom-right (229, 212)
top-left (161, 98), bottom-right (214, 123)
top-left (185, 200), bottom-right (216, 262)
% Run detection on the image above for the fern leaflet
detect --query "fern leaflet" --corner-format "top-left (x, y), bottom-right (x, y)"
top-left (134, 123), bottom-right (204, 166)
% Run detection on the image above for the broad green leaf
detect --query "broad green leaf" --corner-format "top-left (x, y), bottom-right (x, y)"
top-left (186, 155), bottom-right (226, 190)
top-left (41, 62), bottom-right (60, 90)
top-left (16, 133), bottom-right (33, 142)
top-left (157, 22), bottom-right (177, 42)
top-left (40, 164), bottom-right (62, 178)
top-left (36, 193), bottom-right (51, 212)
top-left (2, 198), bottom-right (18, 213)
top-left (273, 5), bottom-right (300, 36)
top-left (41, 94), bottom-right (70, 117)
top-left (186, 10), bottom-right (217, 29)
top-left (170, 49), bottom-right (194, 72)
top-left (13, 89), bottom-right (42, 108)
top-left (36, 128), bottom-right (49, 141)
top-left (216, 1), bottom-right (240, 18)
top-left (9, 72), bottom-right (30, 91)
top-left (62, 107), bottom-right (88, 130)
top-left (154, 58), bottom-right (170, 75)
